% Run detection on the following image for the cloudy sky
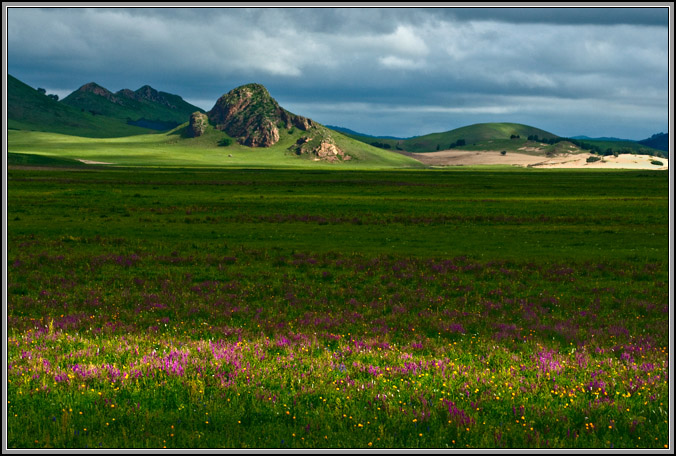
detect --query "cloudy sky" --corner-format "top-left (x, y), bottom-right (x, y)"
top-left (6, 5), bottom-right (671, 140)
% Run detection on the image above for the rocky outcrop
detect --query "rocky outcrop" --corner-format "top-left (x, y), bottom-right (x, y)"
top-left (290, 114), bottom-right (314, 131)
top-left (207, 83), bottom-right (313, 147)
top-left (77, 82), bottom-right (117, 101)
top-left (312, 140), bottom-right (351, 162)
top-left (130, 85), bottom-right (177, 109)
top-left (188, 111), bottom-right (209, 137)
top-left (116, 88), bottom-right (136, 99)
top-left (205, 83), bottom-right (351, 161)
top-left (290, 128), bottom-right (351, 162)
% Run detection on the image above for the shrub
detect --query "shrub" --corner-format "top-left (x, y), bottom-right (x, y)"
top-left (500, 151), bottom-right (507, 156)
top-left (586, 156), bottom-right (601, 163)
top-left (650, 160), bottom-right (663, 166)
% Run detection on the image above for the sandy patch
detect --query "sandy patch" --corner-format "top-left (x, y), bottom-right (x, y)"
top-left (535, 153), bottom-right (668, 170)
top-left (78, 159), bottom-right (114, 165)
top-left (410, 150), bottom-right (668, 170)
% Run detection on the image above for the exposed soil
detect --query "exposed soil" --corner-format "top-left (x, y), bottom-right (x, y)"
top-left (77, 159), bottom-right (114, 165)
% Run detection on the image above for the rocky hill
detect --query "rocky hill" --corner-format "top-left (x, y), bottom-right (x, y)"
top-left (7, 74), bottom-right (154, 137)
top-left (62, 82), bottom-right (203, 130)
top-left (201, 83), bottom-right (349, 162)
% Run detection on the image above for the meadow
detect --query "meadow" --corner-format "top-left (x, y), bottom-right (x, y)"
top-left (6, 166), bottom-right (670, 449)
top-left (6, 127), bottom-right (422, 169)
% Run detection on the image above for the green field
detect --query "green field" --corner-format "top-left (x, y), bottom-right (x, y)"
top-left (6, 165), bottom-right (669, 449)
top-left (7, 128), bottom-right (424, 169)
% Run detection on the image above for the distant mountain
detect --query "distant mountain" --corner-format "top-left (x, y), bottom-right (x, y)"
top-left (325, 125), bottom-right (410, 140)
top-left (638, 133), bottom-right (668, 153)
top-left (7, 74), bottom-right (154, 137)
top-left (61, 82), bottom-right (203, 130)
top-left (571, 135), bottom-right (634, 142)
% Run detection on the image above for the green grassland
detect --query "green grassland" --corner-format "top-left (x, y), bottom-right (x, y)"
top-left (7, 127), bottom-right (425, 169)
top-left (6, 167), bottom-right (668, 261)
top-left (4, 76), bottom-right (671, 448)
top-left (6, 167), bottom-right (669, 449)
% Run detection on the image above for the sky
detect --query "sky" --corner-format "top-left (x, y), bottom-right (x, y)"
top-left (5, 5), bottom-right (671, 140)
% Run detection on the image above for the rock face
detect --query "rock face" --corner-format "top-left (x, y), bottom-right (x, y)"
top-left (208, 83), bottom-right (313, 148)
top-left (206, 83), bottom-right (350, 161)
top-left (314, 141), bottom-right (352, 162)
top-left (208, 83), bottom-right (283, 147)
top-left (132, 85), bottom-right (178, 109)
top-left (188, 111), bottom-right (209, 138)
top-left (77, 82), bottom-right (117, 101)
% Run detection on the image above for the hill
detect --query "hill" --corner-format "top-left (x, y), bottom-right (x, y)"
top-left (61, 82), bottom-right (203, 130)
top-left (189, 83), bottom-right (385, 163)
top-left (571, 135), bottom-right (634, 142)
top-left (571, 138), bottom-right (667, 158)
top-left (334, 122), bottom-right (560, 153)
top-left (638, 133), bottom-right (669, 155)
top-left (7, 74), bottom-right (155, 137)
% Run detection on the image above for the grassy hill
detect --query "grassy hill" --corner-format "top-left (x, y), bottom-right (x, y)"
top-left (7, 124), bottom-right (425, 169)
top-left (333, 122), bottom-right (560, 153)
top-left (7, 75), bottom-right (156, 138)
top-left (61, 82), bottom-right (203, 130)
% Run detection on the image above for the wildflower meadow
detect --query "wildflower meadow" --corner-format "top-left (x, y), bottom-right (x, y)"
top-left (6, 167), bottom-right (670, 449)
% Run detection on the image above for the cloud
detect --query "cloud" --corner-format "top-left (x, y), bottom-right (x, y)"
top-left (378, 56), bottom-right (420, 70)
top-left (437, 7), bottom-right (669, 26)
top-left (6, 6), bottom-right (669, 140)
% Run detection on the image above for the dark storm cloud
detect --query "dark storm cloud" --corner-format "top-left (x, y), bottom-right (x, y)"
top-left (6, 5), bottom-right (670, 140)
top-left (438, 7), bottom-right (669, 26)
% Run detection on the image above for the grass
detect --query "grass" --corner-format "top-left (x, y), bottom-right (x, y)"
top-left (6, 167), bottom-right (669, 449)
top-left (7, 129), bottom-right (425, 169)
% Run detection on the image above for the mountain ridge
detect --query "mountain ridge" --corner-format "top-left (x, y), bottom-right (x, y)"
top-left (61, 81), bottom-right (203, 130)
top-left (7, 74), bottom-right (154, 137)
